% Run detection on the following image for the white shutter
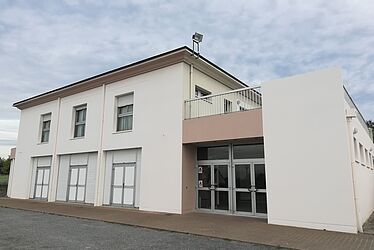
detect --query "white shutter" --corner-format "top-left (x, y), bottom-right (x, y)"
top-left (42, 113), bottom-right (51, 122)
top-left (85, 153), bottom-right (97, 204)
top-left (56, 155), bottom-right (70, 201)
top-left (117, 93), bottom-right (133, 107)
top-left (29, 159), bottom-right (38, 198)
top-left (103, 151), bottom-right (113, 205)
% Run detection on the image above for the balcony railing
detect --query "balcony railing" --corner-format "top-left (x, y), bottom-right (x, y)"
top-left (184, 86), bottom-right (262, 119)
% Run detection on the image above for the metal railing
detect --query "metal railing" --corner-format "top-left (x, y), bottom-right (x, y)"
top-left (184, 86), bottom-right (262, 119)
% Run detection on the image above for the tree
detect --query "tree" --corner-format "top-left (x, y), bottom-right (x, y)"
top-left (367, 120), bottom-right (374, 141)
top-left (0, 157), bottom-right (11, 175)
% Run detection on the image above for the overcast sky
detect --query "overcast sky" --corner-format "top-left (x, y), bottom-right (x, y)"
top-left (0, 0), bottom-right (373, 158)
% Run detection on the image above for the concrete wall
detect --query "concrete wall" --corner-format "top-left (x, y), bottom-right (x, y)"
top-left (182, 144), bottom-right (196, 213)
top-left (344, 92), bottom-right (374, 230)
top-left (262, 68), bottom-right (358, 233)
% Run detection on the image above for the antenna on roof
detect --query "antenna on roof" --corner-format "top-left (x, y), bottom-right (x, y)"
top-left (192, 32), bottom-right (203, 58)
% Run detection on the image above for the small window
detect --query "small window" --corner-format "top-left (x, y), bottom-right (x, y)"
top-left (353, 138), bottom-right (359, 162)
top-left (359, 143), bottom-right (364, 165)
top-left (195, 86), bottom-right (211, 98)
top-left (40, 113), bottom-right (51, 143)
top-left (74, 105), bottom-right (87, 138)
top-left (224, 99), bottom-right (232, 113)
top-left (365, 149), bottom-right (369, 167)
top-left (116, 93), bottom-right (134, 132)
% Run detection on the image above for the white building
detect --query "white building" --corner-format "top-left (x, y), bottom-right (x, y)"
top-left (8, 47), bottom-right (374, 234)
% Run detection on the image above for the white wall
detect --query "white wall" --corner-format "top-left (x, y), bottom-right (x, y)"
top-left (9, 100), bottom-right (58, 198)
top-left (101, 63), bottom-right (184, 213)
top-left (345, 93), bottom-right (374, 229)
top-left (262, 68), bottom-right (358, 233)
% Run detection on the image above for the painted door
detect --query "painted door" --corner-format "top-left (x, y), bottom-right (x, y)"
top-left (34, 167), bottom-right (50, 199)
top-left (111, 163), bottom-right (136, 206)
top-left (68, 166), bottom-right (87, 202)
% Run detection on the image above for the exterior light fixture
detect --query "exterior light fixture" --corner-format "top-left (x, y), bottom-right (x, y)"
top-left (192, 32), bottom-right (203, 57)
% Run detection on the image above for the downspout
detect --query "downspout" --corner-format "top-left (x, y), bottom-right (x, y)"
top-left (49, 97), bottom-right (62, 201)
top-left (346, 111), bottom-right (362, 232)
top-left (94, 83), bottom-right (106, 206)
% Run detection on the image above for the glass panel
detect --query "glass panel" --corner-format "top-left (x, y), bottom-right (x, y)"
top-left (255, 164), bottom-right (266, 189)
top-left (124, 166), bottom-right (135, 186)
top-left (198, 190), bottom-right (211, 209)
top-left (69, 187), bottom-right (77, 201)
top-left (197, 146), bottom-right (229, 160)
top-left (236, 192), bottom-right (252, 212)
top-left (74, 124), bottom-right (85, 137)
top-left (123, 188), bottom-right (134, 205)
top-left (117, 116), bottom-right (125, 131)
top-left (215, 191), bottom-right (229, 210)
top-left (112, 187), bottom-right (122, 204)
top-left (41, 185), bottom-right (48, 198)
top-left (36, 169), bottom-right (43, 184)
top-left (43, 120), bottom-right (50, 130)
top-left (113, 167), bottom-right (124, 186)
top-left (69, 168), bottom-right (78, 185)
top-left (233, 144), bottom-right (265, 159)
top-left (255, 193), bottom-right (267, 214)
top-left (35, 185), bottom-right (42, 198)
top-left (41, 131), bottom-right (49, 142)
top-left (235, 164), bottom-right (250, 188)
top-left (214, 165), bottom-right (228, 188)
top-left (43, 169), bottom-right (50, 185)
top-left (124, 116), bottom-right (133, 130)
top-left (76, 108), bottom-right (86, 122)
top-left (78, 168), bottom-right (86, 185)
top-left (198, 165), bottom-right (211, 187)
top-left (76, 187), bottom-right (85, 201)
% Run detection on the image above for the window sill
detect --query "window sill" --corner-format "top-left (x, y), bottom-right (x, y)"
top-left (112, 130), bottom-right (132, 135)
top-left (37, 142), bottom-right (49, 145)
top-left (70, 136), bottom-right (85, 140)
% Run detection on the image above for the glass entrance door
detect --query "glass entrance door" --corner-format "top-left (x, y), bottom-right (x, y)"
top-left (197, 163), bottom-right (230, 212)
top-left (233, 161), bottom-right (267, 216)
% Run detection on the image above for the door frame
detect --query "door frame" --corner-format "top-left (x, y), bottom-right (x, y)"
top-left (67, 165), bottom-right (87, 203)
top-left (110, 162), bottom-right (137, 207)
top-left (34, 166), bottom-right (50, 200)
top-left (232, 158), bottom-right (267, 218)
top-left (196, 160), bottom-right (232, 215)
top-left (195, 144), bottom-right (267, 218)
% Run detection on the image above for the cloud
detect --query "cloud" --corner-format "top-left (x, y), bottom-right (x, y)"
top-left (0, 0), bottom-right (373, 144)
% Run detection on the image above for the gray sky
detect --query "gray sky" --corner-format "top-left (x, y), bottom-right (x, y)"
top-left (0, 0), bottom-right (373, 158)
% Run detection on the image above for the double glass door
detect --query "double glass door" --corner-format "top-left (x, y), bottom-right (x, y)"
top-left (197, 163), bottom-right (230, 212)
top-left (197, 160), bottom-right (266, 216)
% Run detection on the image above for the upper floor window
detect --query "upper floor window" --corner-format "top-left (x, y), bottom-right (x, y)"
top-left (224, 99), bottom-right (232, 113)
top-left (116, 93), bottom-right (134, 132)
top-left (74, 105), bottom-right (87, 138)
top-left (40, 113), bottom-right (51, 143)
top-left (195, 86), bottom-right (211, 98)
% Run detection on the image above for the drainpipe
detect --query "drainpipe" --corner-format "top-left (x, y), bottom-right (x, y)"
top-left (94, 84), bottom-right (106, 206)
top-left (49, 97), bottom-right (62, 202)
top-left (346, 110), bottom-right (362, 232)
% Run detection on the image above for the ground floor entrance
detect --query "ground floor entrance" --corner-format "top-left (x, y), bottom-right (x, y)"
top-left (196, 144), bottom-right (267, 217)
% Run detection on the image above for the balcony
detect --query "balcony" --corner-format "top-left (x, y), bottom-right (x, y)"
top-left (184, 86), bottom-right (262, 119)
top-left (183, 87), bottom-right (263, 144)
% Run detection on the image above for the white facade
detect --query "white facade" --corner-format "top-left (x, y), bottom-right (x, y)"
top-left (8, 47), bottom-right (374, 234)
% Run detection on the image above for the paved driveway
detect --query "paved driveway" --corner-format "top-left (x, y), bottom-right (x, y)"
top-left (0, 208), bottom-right (279, 250)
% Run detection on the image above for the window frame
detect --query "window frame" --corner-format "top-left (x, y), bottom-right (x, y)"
top-left (39, 113), bottom-right (52, 144)
top-left (115, 93), bottom-right (134, 133)
top-left (73, 104), bottom-right (87, 138)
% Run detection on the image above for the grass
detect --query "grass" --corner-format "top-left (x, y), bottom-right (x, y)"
top-left (0, 175), bottom-right (8, 185)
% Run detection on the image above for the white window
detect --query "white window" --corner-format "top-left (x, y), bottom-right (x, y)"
top-left (365, 149), bottom-right (369, 167)
top-left (359, 143), bottom-right (364, 165)
top-left (353, 138), bottom-right (359, 162)
top-left (195, 86), bottom-right (211, 98)
top-left (224, 99), bottom-right (232, 113)
top-left (74, 105), bottom-right (87, 138)
top-left (40, 113), bottom-right (51, 143)
top-left (116, 93), bottom-right (134, 132)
